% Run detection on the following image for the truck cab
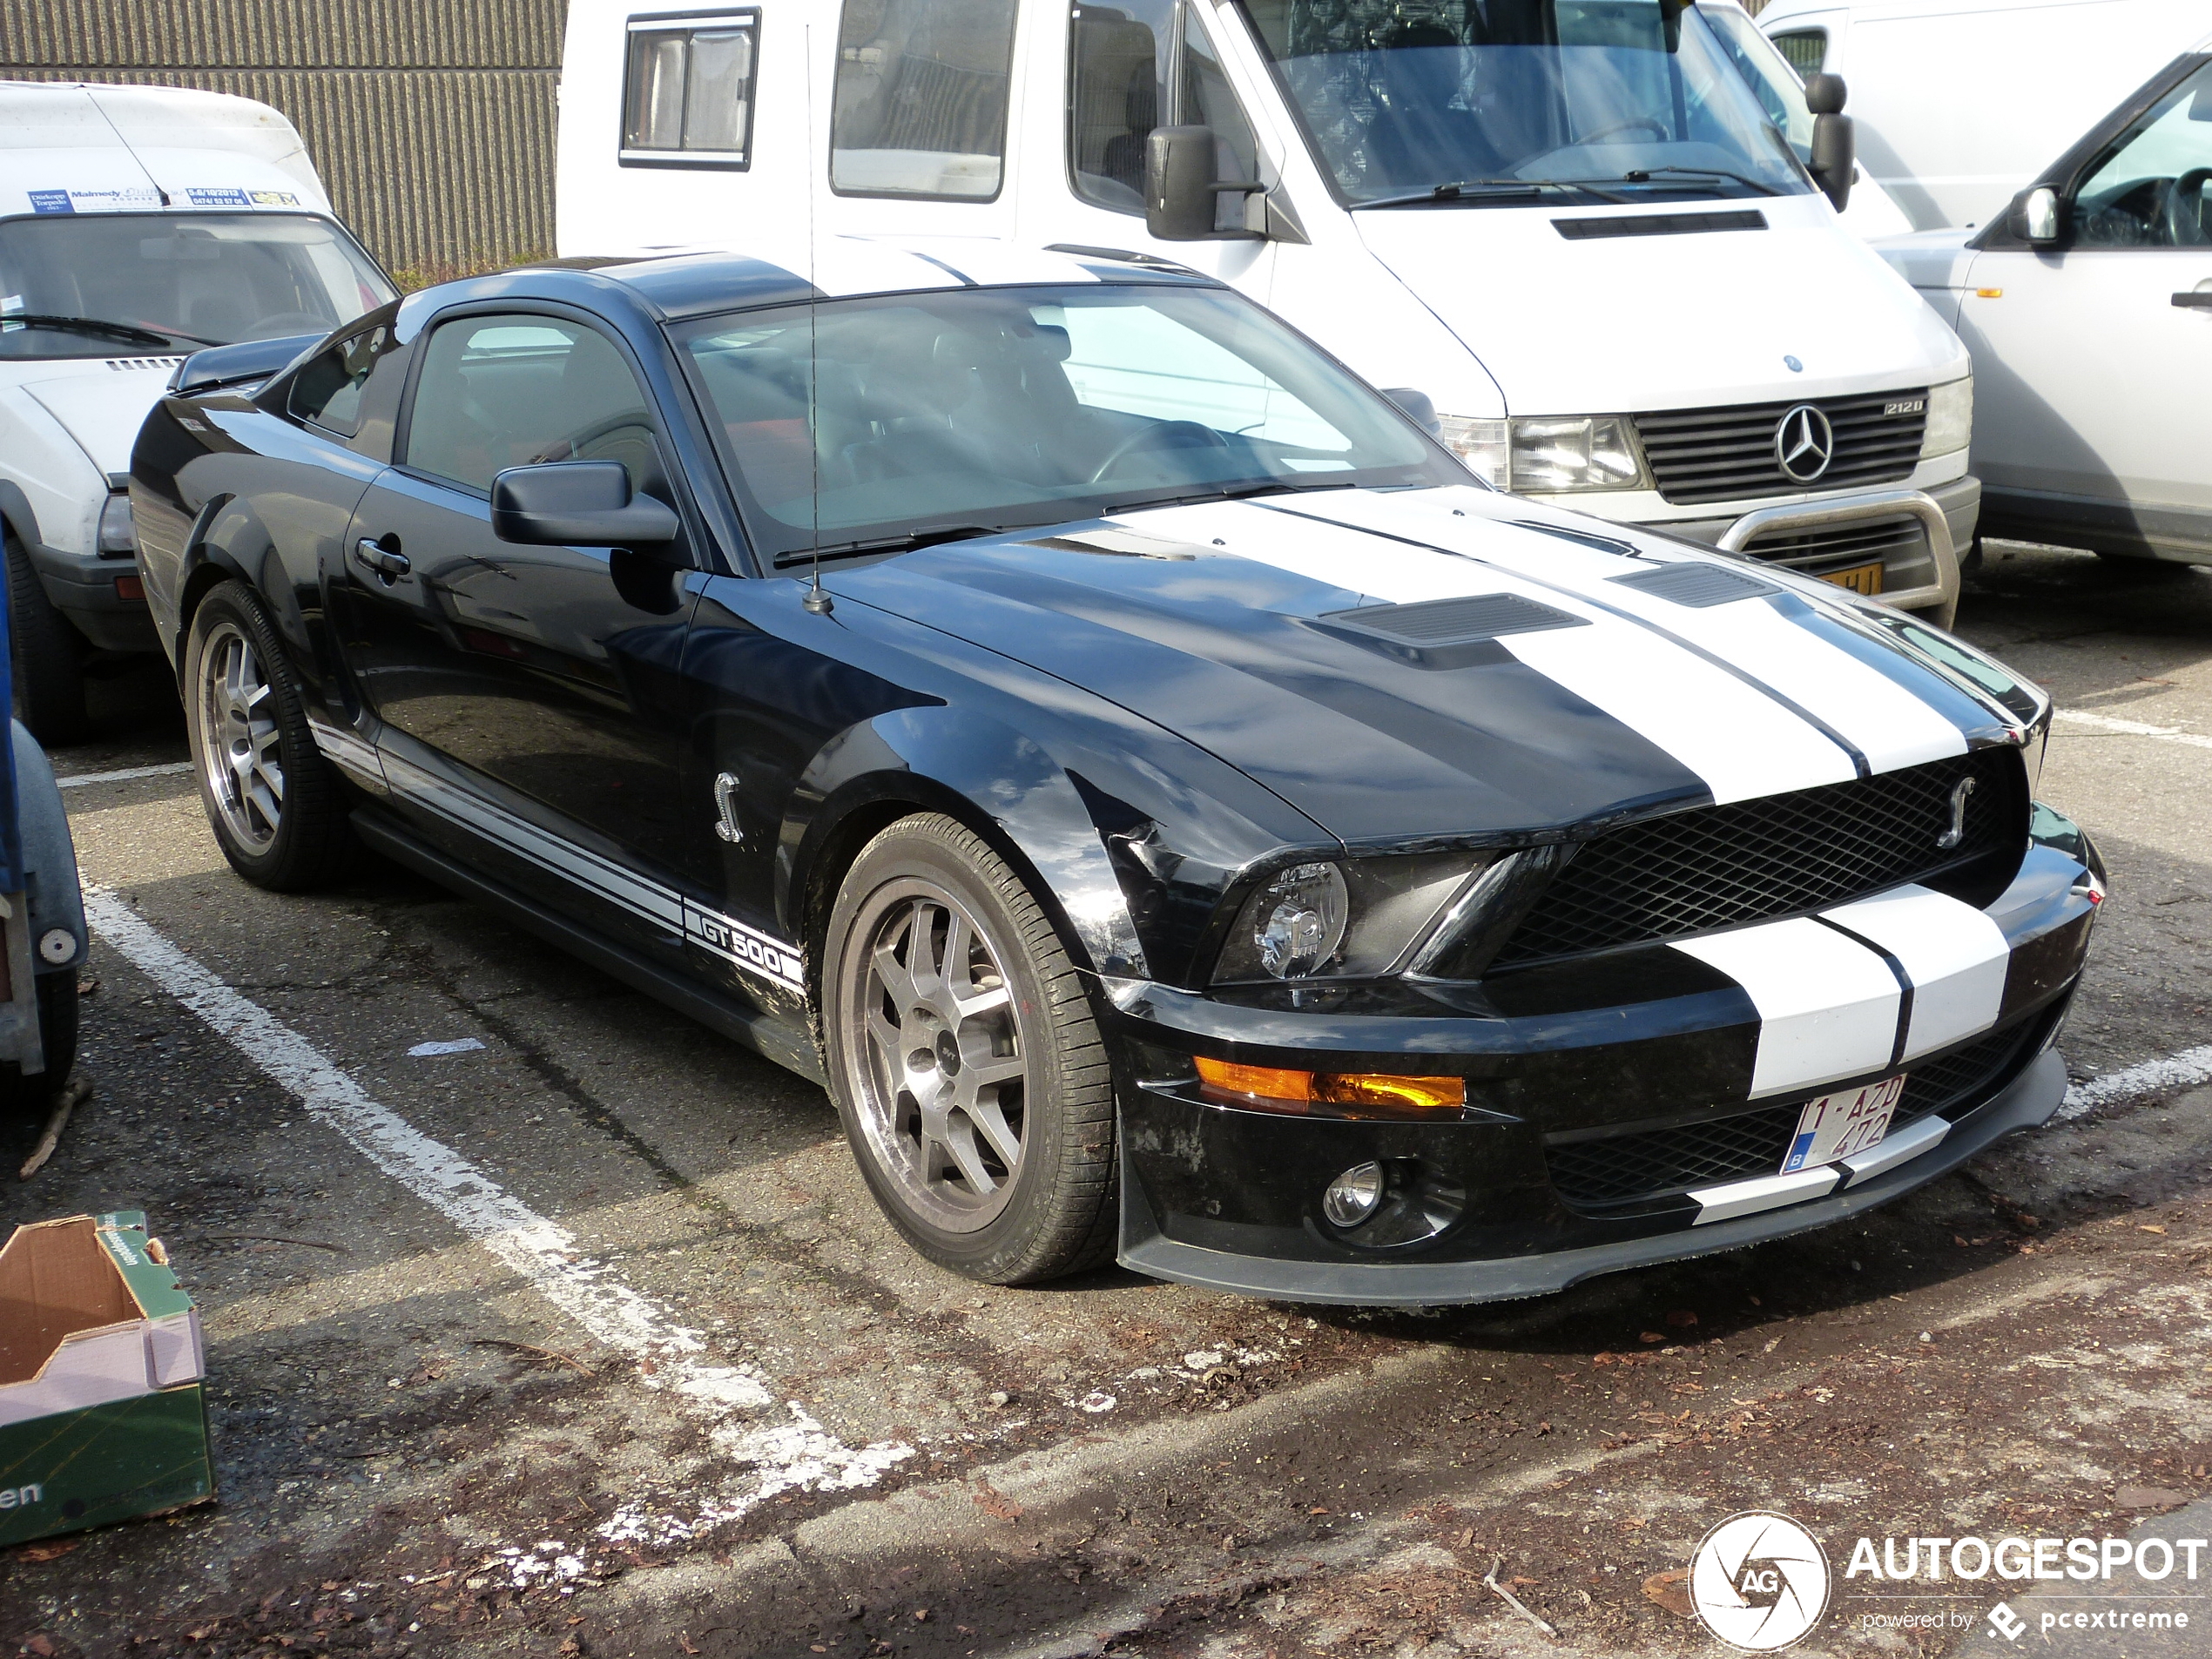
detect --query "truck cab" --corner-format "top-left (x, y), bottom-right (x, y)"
top-left (559, 0), bottom-right (1976, 624)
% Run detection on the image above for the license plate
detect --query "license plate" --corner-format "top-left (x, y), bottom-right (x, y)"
top-left (1781, 1074), bottom-right (1906, 1173)
top-left (1821, 560), bottom-right (1885, 596)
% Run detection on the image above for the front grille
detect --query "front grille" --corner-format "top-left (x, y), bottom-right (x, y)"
top-left (1547, 1018), bottom-right (2038, 1209)
top-left (1492, 749), bottom-right (2025, 968)
top-left (1741, 513), bottom-right (1928, 576)
top-left (1634, 390), bottom-right (1928, 506)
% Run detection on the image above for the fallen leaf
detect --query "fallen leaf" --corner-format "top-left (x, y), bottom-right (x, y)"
top-left (913, 1607), bottom-right (931, 1622)
top-left (1643, 1568), bottom-right (1694, 1619)
top-left (679, 1635), bottom-right (699, 1656)
top-left (26, 1638), bottom-right (57, 1657)
top-left (972, 1480), bottom-right (1023, 1521)
top-left (2140, 1224), bottom-right (2168, 1235)
top-left (13, 1541), bottom-right (77, 1562)
top-left (1665, 1309), bottom-right (1699, 1328)
top-left (2115, 1485), bottom-right (2191, 1512)
top-left (1639, 1331), bottom-right (1666, 1345)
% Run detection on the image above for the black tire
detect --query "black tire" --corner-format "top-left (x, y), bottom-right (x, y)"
top-left (0, 972), bottom-right (79, 1114)
top-left (820, 813), bottom-right (1117, 1285)
top-left (6, 534), bottom-right (91, 746)
top-left (183, 581), bottom-right (355, 890)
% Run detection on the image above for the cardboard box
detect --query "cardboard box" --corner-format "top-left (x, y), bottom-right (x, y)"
top-left (0, 1211), bottom-right (212, 1544)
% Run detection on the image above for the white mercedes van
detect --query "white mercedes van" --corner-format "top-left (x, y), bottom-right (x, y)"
top-left (0, 82), bottom-right (393, 740)
top-left (556, 0), bottom-right (1977, 625)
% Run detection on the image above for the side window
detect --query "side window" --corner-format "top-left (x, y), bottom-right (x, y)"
top-left (403, 314), bottom-right (662, 497)
top-left (1768, 29), bottom-right (1827, 77)
top-left (2074, 62), bottom-right (2212, 249)
top-left (1068, 0), bottom-right (1259, 228)
top-left (288, 326), bottom-right (391, 436)
top-left (831, 0), bottom-right (1019, 199)
top-left (623, 10), bottom-right (759, 165)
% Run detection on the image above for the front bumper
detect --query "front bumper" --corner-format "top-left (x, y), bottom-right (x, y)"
top-left (25, 538), bottom-right (159, 655)
top-left (1107, 826), bottom-right (2097, 1306)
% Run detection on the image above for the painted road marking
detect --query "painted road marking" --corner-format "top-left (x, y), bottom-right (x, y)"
top-left (81, 887), bottom-right (910, 1547)
top-left (2057, 1043), bottom-right (2212, 1122)
top-left (56, 760), bottom-right (192, 788)
top-left (2054, 709), bottom-right (2212, 752)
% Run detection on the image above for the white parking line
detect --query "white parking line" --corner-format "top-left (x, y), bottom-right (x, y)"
top-left (56, 760), bottom-right (193, 788)
top-left (82, 887), bottom-right (910, 1546)
top-left (2057, 1045), bottom-right (2212, 1122)
top-left (2054, 709), bottom-right (2212, 752)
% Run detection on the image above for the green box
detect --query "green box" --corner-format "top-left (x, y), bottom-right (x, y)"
top-left (0, 1211), bottom-right (212, 1545)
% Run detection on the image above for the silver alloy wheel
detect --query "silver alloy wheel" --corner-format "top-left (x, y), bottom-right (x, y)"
top-left (842, 879), bottom-right (1030, 1233)
top-left (195, 619), bottom-right (284, 852)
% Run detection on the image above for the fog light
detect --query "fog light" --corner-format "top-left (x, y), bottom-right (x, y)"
top-left (1323, 1162), bottom-right (1386, 1228)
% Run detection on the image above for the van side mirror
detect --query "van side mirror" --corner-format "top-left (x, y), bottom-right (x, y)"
top-left (1804, 73), bottom-right (1847, 117)
top-left (2015, 185), bottom-right (2062, 246)
top-left (490, 461), bottom-right (680, 551)
top-left (1809, 115), bottom-right (1854, 212)
top-left (1379, 387), bottom-right (1441, 437)
top-left (1146, 125), bottom-right (1264, 242)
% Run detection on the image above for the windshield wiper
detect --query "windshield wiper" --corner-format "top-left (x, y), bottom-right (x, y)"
top-left (1353, 177), bottom-right (1634, 209)
top-left (774, 523), bottom-right (1008, 566)
top-left (0, 314), bottom-right (216, 347)
top-left (1622, 166), bottom-right (1784, 197)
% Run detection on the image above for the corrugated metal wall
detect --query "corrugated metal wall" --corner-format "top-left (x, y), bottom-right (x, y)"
top-left (0, 0), bottom-right (565, 277)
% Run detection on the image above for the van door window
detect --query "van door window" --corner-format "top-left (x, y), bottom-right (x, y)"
top-left (624, 11), bottom-right (759, 165)
top-left (1069, 0), bottom-right (1262, 228)
top-left (1767, 29), bottom-right (1827, 78)
top-left (832, 0), bottom-right (1020, 199)
top-left (2073, 61), bottom-right (2212, 249)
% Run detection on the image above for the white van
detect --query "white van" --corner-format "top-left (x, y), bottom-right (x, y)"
top-left (0, 82), bottom-right (393, 740)
top-left (557, 0), bottom-right (1976, 624)
top-left (1756, 0), bottom-right (2210, 231)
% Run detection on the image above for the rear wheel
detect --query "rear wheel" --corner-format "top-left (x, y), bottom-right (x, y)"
top-left (821, 814), bottom-right (1116, 1285)
top-left (6, 534), bottom-right (90, 746)
top-left (184, 582), bottom-right (354, 890)
top-left (0, 972), bottom-right (79, 1114)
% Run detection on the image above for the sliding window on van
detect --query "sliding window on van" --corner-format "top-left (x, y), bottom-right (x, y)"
top-left (832, 0), bottom-right (1019, 199)
top-left (624, 10), bottom-right (759, 167)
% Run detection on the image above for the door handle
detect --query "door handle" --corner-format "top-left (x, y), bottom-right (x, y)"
top-left (2172, 292), bottom-right (2212, 308)
top-left (353, 536), bottom-right (411, 582)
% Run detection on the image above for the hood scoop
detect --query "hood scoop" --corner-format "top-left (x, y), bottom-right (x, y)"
top-left (1608, 562), bottom-right (1779, 608)
top-left (1316, 591), bottom-right (1587, 671)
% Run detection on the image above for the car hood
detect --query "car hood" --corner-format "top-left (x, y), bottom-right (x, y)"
top-left (1352, 198), bottom-right (1969, 414)
top-left (826, 487), bottom-right (2038, 846)
top-left (18, 362), bottom-right (187, 476)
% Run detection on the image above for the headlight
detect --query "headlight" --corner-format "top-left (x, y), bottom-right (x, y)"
top-left (1921, 375), bottom-right (1973, 458)
top-left (1211, 853), bottom-right (1494, 984)
top-left (97, 491), bottom-right (135, 556)
top-left (1433, 415), bottom-right (1649, 493)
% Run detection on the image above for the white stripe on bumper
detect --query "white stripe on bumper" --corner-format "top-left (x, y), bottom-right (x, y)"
top-left (1690, 1164), bottom-right (1841, 1224)
top-left (1839, 1112), bottom-right (1951, 1188)
top-left (1819, 883), bottom-right (2011, 1062)
top-left (1672, 916), bottom-right (1903, 1098)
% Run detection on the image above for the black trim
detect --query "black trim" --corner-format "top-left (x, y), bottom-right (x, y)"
top-left (1554, 210), bottom-right (1767, 239)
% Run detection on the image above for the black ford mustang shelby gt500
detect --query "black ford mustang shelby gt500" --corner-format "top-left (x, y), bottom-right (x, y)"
top-left (129, 243), bottom-right (2101, 1305)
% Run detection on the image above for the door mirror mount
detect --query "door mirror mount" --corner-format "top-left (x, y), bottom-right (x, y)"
top-left (1145, 125), bottom-right (1266, 242)
top-left (2016, 185), bottom-right (2063, 246)
top-left (490, 461), bottom-right (680, 553)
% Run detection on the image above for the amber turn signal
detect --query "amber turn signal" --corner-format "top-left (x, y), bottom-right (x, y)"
top-left (1195, 1056), bottom-right (1465, 1119)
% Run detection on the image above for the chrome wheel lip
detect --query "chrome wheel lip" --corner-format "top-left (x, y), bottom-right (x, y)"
top-left (838, 875), bottom-right (1030, 1236)
top-left (195, 619), bottom-right (284, 853)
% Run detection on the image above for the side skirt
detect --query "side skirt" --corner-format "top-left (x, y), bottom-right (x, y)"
top-left (351, 806), bottom-right (826, 1086)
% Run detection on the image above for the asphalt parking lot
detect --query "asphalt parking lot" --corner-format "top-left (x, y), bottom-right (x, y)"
top-left (6, 543), bottom-right (2212, 1659)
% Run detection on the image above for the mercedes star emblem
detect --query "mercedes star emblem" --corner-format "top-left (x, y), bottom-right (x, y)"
top-left (1774, 403), bottom-right (1835, 484)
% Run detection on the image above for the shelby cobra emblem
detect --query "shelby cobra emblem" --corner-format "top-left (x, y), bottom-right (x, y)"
top-left (1774, 403), bottom-right (1836, 483)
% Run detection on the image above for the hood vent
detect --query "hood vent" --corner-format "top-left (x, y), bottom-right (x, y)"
top-left (1317, 592), bottom-right (1587, 670)
top-left (1554, 210), bottom-right (1767, 240)
top-left (1607, 563), bottom-right (1779, 608)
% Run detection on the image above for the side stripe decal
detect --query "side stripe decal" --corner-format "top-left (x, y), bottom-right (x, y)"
top-left (1671, 916), bottom-right (1903, 1098)
top-left (1817, 884), bottom-right (2010, 1062)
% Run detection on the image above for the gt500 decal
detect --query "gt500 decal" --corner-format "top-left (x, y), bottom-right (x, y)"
top-left (685, 903), bottom-right (805, 991)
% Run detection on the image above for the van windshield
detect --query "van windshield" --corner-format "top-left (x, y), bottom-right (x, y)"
top-left (0, 212), bottom-right (393, 361)
top-left (675, 281), bottom-right (1458, 563)
top-left (1233, 0), bottom-right (1811, 206)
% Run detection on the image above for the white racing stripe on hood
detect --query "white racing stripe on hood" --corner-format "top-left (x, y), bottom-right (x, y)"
top-left (1116, 497), bottom-right (1858, 805)
top-left (1285, 489), bottom-right (1971, 776)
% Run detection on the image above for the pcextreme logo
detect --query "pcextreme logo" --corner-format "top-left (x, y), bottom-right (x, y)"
top-left (1690, 1511), bottom-right (1832, 1650)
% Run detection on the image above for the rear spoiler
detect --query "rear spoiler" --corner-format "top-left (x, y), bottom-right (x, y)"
top-left (167, 333), bottom-right (324, 396)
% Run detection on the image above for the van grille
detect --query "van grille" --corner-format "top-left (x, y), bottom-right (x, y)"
top-left (1740, 513), bottom-right (1928, 576)
top-left (1633, 390), bottom-right (1927, 506)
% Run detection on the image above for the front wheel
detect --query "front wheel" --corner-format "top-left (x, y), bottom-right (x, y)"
top-left (6, 535), bottom-right (90, 746)
top-left (820, 814), bottom-right (1117, 1285)
top-left (184, 582), bottom-right (355, 890)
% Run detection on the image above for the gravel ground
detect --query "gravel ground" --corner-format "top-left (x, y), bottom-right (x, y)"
top-left (4, 543), bottom-right (2212, 1659)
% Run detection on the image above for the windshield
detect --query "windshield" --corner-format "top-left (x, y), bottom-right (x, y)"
top-left (1232, 0), bottom-right (1811, 205)
top-left (676, 281), bottom-right (1457, 563)
top-left (0, 212), bottom-right (393, 361)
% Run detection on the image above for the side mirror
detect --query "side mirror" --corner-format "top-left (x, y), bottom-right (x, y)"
top-left (1379, 386), bottom-right (1441, 437)
top-left (1804, 72), bottom-right (1847, 117)
top-left (1145, 125), bottom-right (1264, 242)
top-left (2015, 185), bottom-right (2062, 246)
top-left (490, 461), bottom-right (679, 551)
top-left (1809, 118), bottom-right (1854, 213)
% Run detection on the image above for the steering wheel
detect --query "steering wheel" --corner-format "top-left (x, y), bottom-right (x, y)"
top-left (529, 409), bottom-right (656, 463)
top-left (2167, 168), bottom-right (2212, 246)
top-left (1578, 117), bottom-right (1669, 145)
top-left (1087, 420), bottom-right (1232, 484)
